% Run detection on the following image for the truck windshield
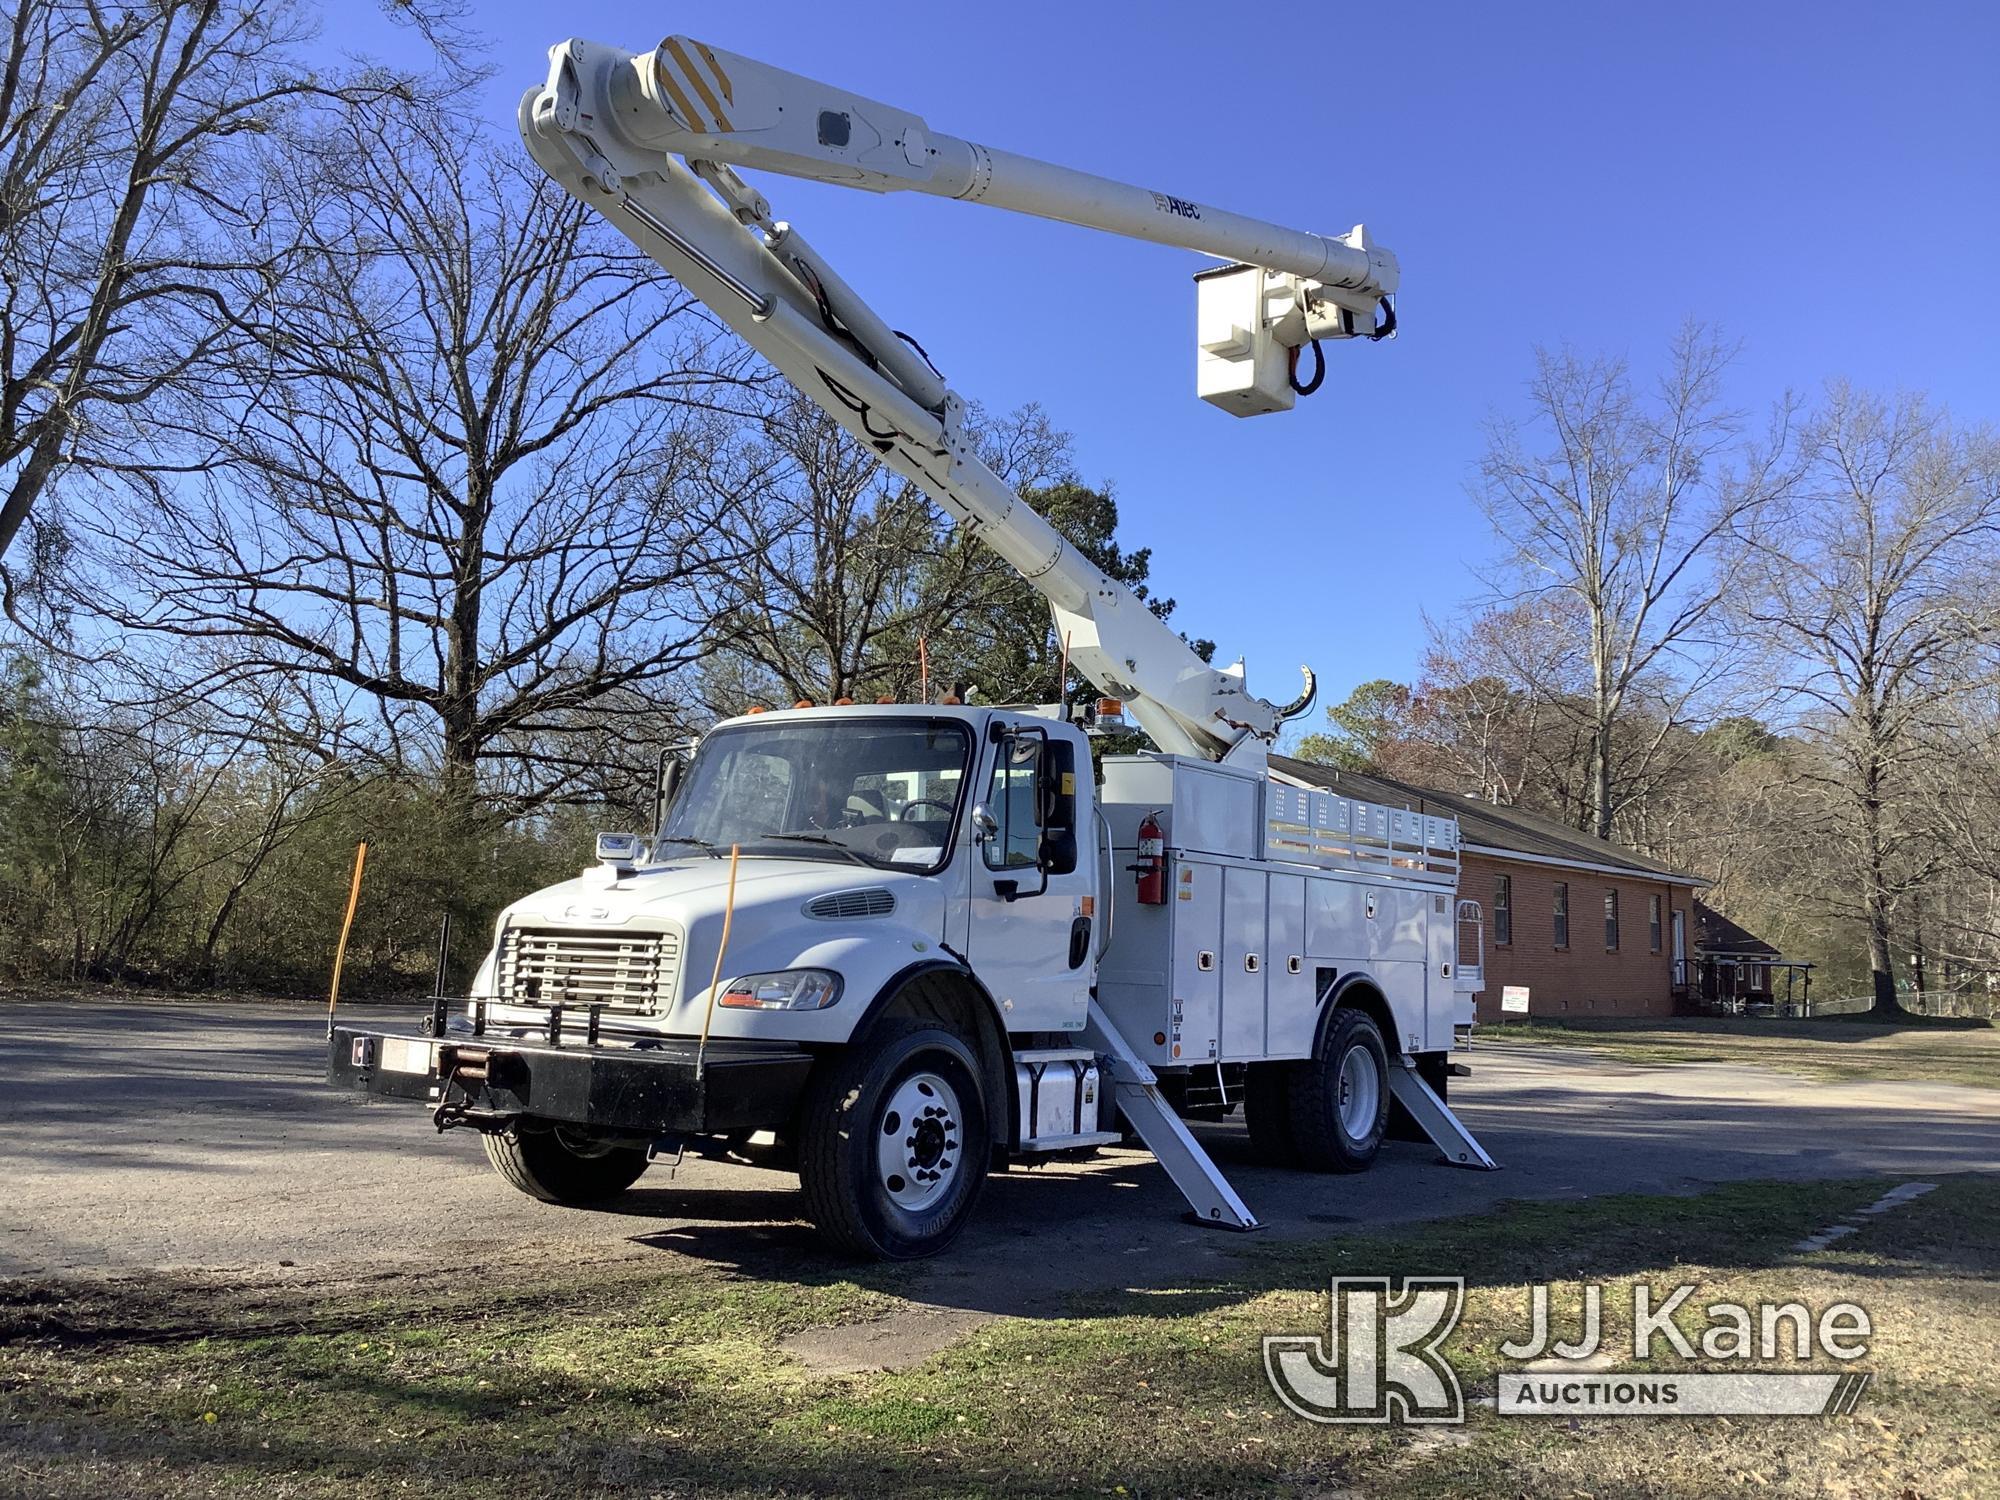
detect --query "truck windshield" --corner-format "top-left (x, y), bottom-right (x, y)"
top-left (659, 717), bottom-right (973, 872)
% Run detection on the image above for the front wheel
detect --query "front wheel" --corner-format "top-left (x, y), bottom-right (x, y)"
top-left (796, 1019), bottom-right (991, 1260)
top-left (483, 1126), bottom-right (650, 1204)
top-left (1288, 1007), bottom-right (1390, 1172)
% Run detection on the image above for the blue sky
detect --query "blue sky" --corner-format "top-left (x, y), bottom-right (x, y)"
top-left (344, 1), bottom-right (1999, 719)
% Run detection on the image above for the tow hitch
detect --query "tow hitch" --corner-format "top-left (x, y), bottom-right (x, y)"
top-left (433, 1044), bottom-right (524, 1133)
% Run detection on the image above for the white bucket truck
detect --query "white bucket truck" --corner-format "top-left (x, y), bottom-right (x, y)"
top-left (329, 33), bottom-right (1494, 1259)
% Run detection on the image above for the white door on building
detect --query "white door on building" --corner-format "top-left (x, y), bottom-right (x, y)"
top-left (1671, 909), bottom-right (1686, 986)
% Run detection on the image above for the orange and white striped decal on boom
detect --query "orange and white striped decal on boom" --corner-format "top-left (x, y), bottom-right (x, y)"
top-left (655, 36), bottom-right (735, 134)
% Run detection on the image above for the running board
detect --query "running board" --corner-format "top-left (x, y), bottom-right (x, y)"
top-left (1388, 1055), bottom-right (1500, 1170)
top-left (1084, 1000), bottom-right (1262, 1232)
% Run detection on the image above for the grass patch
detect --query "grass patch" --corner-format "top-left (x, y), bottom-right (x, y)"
top-left (1484, 1014), bottom-right (2000, 1089)
top-left (3, 1176), bottom-right (1993, 1497)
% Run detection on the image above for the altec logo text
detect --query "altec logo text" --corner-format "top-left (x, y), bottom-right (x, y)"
top-left (1265, 1278), bottom-right (1875, 1424)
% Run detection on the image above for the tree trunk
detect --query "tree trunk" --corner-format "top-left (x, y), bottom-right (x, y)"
top-left (1861, 777), bottom-right (1905, 1015)
top-left (440, 481), bottom-right (489, 816)
top-left (1908, 894), bottom-right (1927, 1012)
top-left (1591, 719), bottom-right (1614, 841)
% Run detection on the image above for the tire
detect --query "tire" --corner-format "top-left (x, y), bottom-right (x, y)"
top-left (796, 1018), bottom-right (991, 1260)
top-left (1288, 1007), bottom-right (1390, 1173)
top-left (483, 1126), bottom-right (650, 1205)
top-left (1243, 1062), bottom-right (1301, 1165)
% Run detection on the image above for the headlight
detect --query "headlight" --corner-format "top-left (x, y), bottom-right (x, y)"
top-left (717, 968), bottom-right (843, 1011)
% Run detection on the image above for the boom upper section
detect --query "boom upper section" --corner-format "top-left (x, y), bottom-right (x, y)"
top-left (520, 36), bottom-right (1399, 765)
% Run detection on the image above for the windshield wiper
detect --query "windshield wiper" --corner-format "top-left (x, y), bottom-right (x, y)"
top-left (753, 831), bottom-right (886, 868)
top-left (652, 834), bottom-right (723, 857)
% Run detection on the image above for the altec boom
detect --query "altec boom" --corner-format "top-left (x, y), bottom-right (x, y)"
top-left (326, 34), bottom-right (1493, 1260)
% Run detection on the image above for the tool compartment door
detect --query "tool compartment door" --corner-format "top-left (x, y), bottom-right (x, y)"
top-left (1264, 872), bottom-right (1311, 1057)
top-left (1220, 865), bottom-right (1267, 1059)
top-left (1168, 857), bottom-right (1222, 1061)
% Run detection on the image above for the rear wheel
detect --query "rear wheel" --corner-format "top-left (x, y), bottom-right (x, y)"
top-left (1288, 1007), bottom-right (1390, 1172)
top-left (483, 1126), bottom-right (650, 1204)
top-left (797, 1018), bottom-right (991, 1260)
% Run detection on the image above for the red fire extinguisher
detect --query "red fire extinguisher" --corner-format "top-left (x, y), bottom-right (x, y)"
top-left (1131, 810), bottom-right (1166, 905)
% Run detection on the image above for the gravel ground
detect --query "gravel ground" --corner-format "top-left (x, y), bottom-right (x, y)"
top-left (2, 997), bottom-right (1995, 1320)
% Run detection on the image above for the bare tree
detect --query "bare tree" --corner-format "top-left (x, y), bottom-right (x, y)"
top-left (707, 388), bottom-right (947, 708)
top-left (1474, 322), bottom-right (1797, 838)
top-left (1408, 603), bottom-right (1580, 808)
top-left (705, 392), bottom-right (1082, 710)
top-left (1739, 385), bottom-right (2000, 1013)
top-left (0, 0), bottom-right (458, 584)
top-left (79, 103), bottom-right (758, 813)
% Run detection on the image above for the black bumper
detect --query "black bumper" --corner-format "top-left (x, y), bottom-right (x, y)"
top-left (327, 1023), bottom-right (817, 1136)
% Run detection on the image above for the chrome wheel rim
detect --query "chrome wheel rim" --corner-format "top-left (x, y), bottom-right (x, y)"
top-left (1337, 1044), bottom-right (1380, 1139)
top-left (875, 1070), bottom-right (962, 1211)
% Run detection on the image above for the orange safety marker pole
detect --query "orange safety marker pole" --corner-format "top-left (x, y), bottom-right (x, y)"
top-left (695, 843), bottom-right (742, 1076)
top-left (326, 841), bottom-right (368, 1036)
top-left (918, 636), bottom-right (930, 704)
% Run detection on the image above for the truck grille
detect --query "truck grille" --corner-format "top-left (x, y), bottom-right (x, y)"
top-left (496, 928), bottom-right (679, 1013)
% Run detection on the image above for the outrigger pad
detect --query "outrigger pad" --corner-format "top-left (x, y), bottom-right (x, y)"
top-left (1083, 1000), bottom-right (1263, 1232)
top-left (1386, 1055), bottom-right (1500, 1170)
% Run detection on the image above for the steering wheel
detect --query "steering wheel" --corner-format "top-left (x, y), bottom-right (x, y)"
top-left (898, 797), bottom-right (956, 822)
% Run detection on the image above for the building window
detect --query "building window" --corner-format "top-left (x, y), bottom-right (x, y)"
top-left (1604, 889), bottom-right (1620, 951)
top-left (1494, 874), bottom-right (1512, 946)
top-left (1649, 894), bottom-right (1663, 953)
top-left (1553, 882), bottom-right (1569, 949)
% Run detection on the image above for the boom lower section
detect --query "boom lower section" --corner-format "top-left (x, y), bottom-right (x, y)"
top-left (520, 38), bottom-right (1334, 764)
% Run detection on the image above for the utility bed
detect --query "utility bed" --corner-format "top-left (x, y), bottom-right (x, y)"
top-left (1096, 754), bottom-right (1481, 1069)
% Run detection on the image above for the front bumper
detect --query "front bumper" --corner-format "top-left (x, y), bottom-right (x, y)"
top-left (327, 1022), bottom-right (816, 1136)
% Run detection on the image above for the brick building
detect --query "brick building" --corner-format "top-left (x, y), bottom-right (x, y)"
top-left (1270, 757), bottom-right (1706, 1021)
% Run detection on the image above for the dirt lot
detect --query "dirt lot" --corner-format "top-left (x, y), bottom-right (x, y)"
top-left (2, 997), bottom-right (1997, 1291)
top-left (1, 996), bottom-right (1996, 1496)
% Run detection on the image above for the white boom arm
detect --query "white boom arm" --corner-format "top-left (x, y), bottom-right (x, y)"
top-left (521, 37), bottom-right (1399, 765)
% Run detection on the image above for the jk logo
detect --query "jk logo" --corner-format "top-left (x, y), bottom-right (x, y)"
top-left (1264, 1277), bottom-right (1466, 1424)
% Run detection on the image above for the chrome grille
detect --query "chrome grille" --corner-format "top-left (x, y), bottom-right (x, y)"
top-left (496, 928), bottom-right (679, 1013)
top-left (805, 888), bottom-right (896, 919)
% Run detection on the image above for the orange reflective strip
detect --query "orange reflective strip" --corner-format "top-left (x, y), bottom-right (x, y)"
top-left (666, 38), bottom-right (732, 132)
top-left (695, 40), bottom-right (735, 105)
top-left (654, 51), bottom-right (711, 133)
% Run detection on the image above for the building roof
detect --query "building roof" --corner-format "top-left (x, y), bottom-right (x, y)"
top-left (1268, 755), bottom-right (1705, 887)
top-left (1692, 900), bottom-right (1782, 959)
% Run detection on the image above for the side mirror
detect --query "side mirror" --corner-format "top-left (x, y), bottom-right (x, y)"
top-left (971, 803), bottom-right (999, 840)
top-left (595, 831), bottom-right (643, 867)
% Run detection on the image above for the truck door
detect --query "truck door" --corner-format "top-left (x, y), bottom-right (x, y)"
top-left (966, 725), bottom-right (1093, 1033)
